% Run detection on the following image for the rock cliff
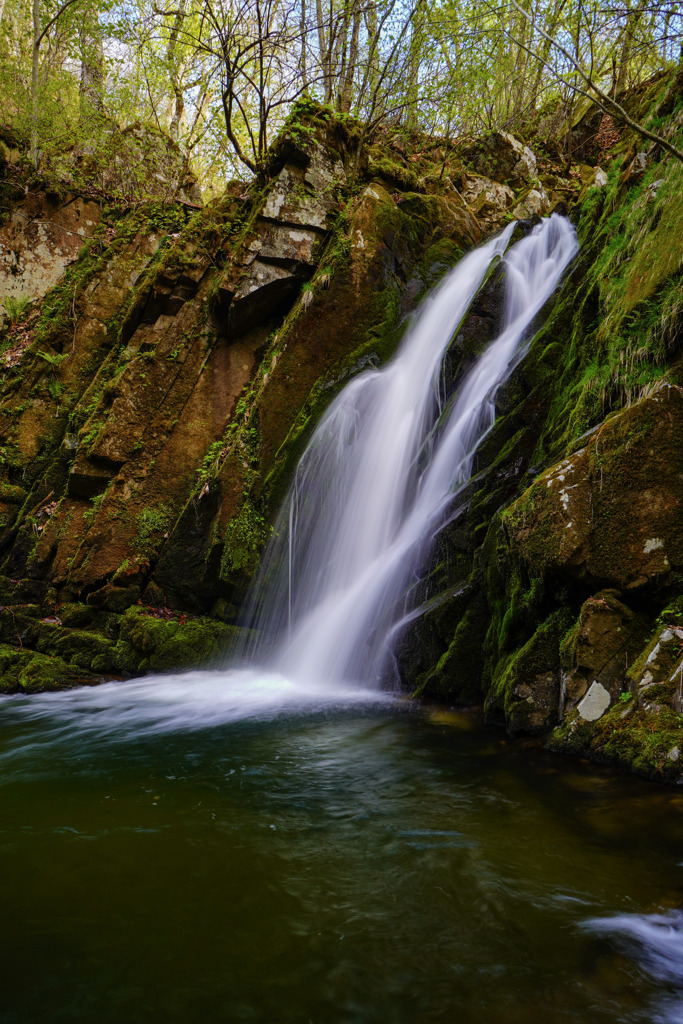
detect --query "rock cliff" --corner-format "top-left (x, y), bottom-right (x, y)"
top-left (3, 82), bottom-right (683, 783)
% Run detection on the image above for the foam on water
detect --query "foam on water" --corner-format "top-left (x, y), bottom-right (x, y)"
top-left (0, 669), bottom-right (388, 749)
top-left (584, 911), bottom-right (683, 1023)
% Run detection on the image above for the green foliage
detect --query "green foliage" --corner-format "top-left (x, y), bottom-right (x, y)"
top-left (47, 378), bottom-right (63, 401)
top-left (113, 558), bottom-right (131, 579)
top-left (36, 349), bottom-right (69, 368)
top-left (83, 492), bottom-right (105, 526)
top-left (198, 441), bottom-right (226, 483)
top-left (1, 295), bottom-right (30, 323)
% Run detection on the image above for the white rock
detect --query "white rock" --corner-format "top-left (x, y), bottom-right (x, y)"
top-left (577, 681), bottom-right (611, 722)
top-left (513, 187), bottom-right (550, 220)
top-left (461, 175), bottom-right (514, 216)
top-left (669, 746), bottom-right (680, 762)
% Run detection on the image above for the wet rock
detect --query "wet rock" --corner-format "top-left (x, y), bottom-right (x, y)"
top-left (560, 590), bottom-right (641, 714)
top-left (0, 641), bottom-right (100, 693)
top-left (503, 383), bottom-right (683, 590)
top-left (509, 670), bottom-right (559, 733)
top-left (513, 187), bottom-right (550, 220)
top-left (631, 625), bottom-right (683, 706)
top-left (577, 681), bottom-right (611, 721)
top-left (460, 175), bottom-right (514, 225)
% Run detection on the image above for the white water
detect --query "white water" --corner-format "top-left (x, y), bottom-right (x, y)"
top-left (585, 911), bottom-right (683, 1023)
top-left (0, 217), bottom-right (577, 741)
top-left (0, 669), bottom-right (390, 752)
top-left (243, 214), bottom-right (578, 686)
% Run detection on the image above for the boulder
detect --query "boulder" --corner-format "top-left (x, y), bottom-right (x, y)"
top-left (460, 175), bottom-right (514, 226)
top-left (630, 624), bottom-right (683, 708)
top-left (560, 590), bottom-right (641, 714)
top-left (576, 681), bottom-right (611, 721)
top-left (54, 120), bottom-right (202, 205)
top-left (503, 382), bottom-right (683, 590)
top-left (512, 187), bottom-right (550, 219)
top-left (462, 130), bottom-right (537, 184)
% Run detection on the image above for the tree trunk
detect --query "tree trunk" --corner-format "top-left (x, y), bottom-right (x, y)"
top-left (166, 0), bottom-right (186, 142)
top-left (512, 0), bottom-right (530, 116)
top-left (316, 0), bottom-right (331, 103)
top-left (530, 0), bottom-right (567, 110)
top-left (339, 4), bottom-right (360, 112)
top-left (299, 0), bottom-right (308, 94)
top-left (364, 1), bottom-right (379, 107)
top-left (405, 3), bottom-right (424, 128)
top-left (331, 0), bottom-right (350, 111)
top-left (615, 2), bottom-right (643, 96)
top-left (79, 8), bottom-right (103, 121)
top-left (31, 0), bottom-right (40, 165)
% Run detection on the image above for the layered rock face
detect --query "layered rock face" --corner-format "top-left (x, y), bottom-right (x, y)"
top-left (0, 104), bottom-right (489, 688)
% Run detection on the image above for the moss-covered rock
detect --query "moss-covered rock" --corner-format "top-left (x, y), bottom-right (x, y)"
top-left (0, 642), bottom-right (101, 693)
top-left (0, 594), bottom-right (249, 689)
top-left (117, 608), bottom-right (243, 672)
top-left (504, 383), bottom-right (683, 589)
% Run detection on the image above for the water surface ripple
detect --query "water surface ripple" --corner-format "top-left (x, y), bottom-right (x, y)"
top-left (1, 679), bottom-right (683, 1024)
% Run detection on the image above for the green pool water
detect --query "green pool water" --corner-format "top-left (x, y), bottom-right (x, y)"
top-left (1, 671), bottom-right (682, 1023)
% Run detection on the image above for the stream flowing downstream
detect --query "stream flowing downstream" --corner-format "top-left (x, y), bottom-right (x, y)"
top-left (2, 691), bottom-right (683, 1024)
top-left (1, 217), bottom-right (682, 1022)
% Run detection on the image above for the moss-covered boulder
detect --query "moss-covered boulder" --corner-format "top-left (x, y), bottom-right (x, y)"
top-left (0, 643), bottom-right (101, 693)
top-left (504, 383), bottom-right (683, 589)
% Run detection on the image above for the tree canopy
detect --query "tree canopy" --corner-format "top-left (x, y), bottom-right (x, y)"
top-left (1, 0), bottom-right (681, 196)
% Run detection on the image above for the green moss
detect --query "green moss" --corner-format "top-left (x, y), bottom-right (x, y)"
top-left (487, 608), bottom-right (574, 731)
top-left (0, 642), bottom-right (98, 693)
top-left (368, 156), bottom-right (420, 191)
top-left (118, 609), bottom-right (244, 672)
top-left (220, 502), bottom-right (270, 580)
top-left (549, 700), bottom-right (683, 783)
top-left (136, 505), bottom-right (173, 551)
top-left (412, 592), bottom-right (489, 704)
top-left (0, 482), bottom-right (26, 504)
top-left (83, 491), bottom-right (105, 526)
top-left (525, 107), bottom-right (683, 465)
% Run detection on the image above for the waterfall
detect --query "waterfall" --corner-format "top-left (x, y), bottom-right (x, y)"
top-left (242, 215), bottom-right (578, 686)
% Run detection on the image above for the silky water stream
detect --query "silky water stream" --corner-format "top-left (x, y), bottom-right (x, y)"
top-left (1, 216), bottom-right (682, 1024)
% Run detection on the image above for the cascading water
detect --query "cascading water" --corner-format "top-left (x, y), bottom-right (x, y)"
top-left (242, 214), bottom-right (578, 686)
top-left (0, 216), bottom-right (577, 740)
top-left (5, 213), bottom-right (683, 1024)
